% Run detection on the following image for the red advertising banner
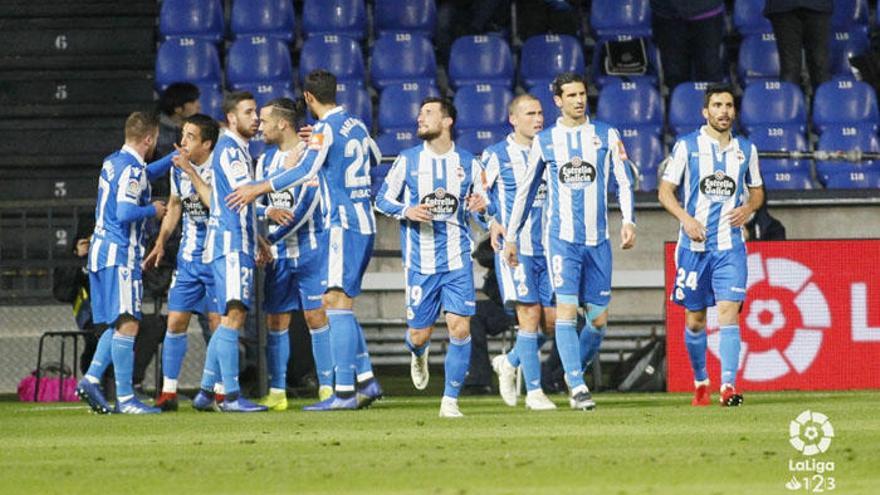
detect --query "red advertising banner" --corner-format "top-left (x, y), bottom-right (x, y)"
top-left (665, 240), bottom-right (880, 392)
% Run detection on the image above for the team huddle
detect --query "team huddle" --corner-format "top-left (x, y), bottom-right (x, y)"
top-left (75, 69), bottom-right (763, 417)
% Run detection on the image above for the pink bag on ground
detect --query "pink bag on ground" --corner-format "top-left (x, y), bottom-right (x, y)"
top-left (17, 364), bottom-right (79, 402)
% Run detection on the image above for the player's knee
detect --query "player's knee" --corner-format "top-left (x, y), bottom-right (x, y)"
top-left (408, 327), bottom-right (432, 347)
top-left (167, 311), bottom-right (190, 333)
top-left (716, 301), bottom-right (742, 325)
top-left (115, 315), bottom-right (139, 336)
top-left (516, 303), bottom-right (541, 331)
top-left (685, 311), bottom-right (707, 331)
top-left (586, 304), bottom-right (608, 327)
top-left (223, 302), bottom-right (248, 329)
top-left (266, 313), bottom-right (289, 331)
top-left (303, 309), bottom-right (328, 330)
top-left (323, 289), bottom-right (352, 310)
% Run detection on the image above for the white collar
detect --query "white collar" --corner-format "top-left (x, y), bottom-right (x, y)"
top-left (423, 141), bottom-right (456, 159)
top-left (699, 126), bottom-right (738, 152)
top-left (506, 134), bottom-right (532, 152)
top-left (223, 129), bottom-right (250, 150)
top-left (121, 144), bottom-right (146, 165)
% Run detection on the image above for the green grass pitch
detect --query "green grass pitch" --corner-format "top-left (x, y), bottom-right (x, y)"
top-left (1, 391), bottom-right (878, 494)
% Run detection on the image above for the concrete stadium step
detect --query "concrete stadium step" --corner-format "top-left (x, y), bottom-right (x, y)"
top-left (0, 116), bottom-right (121, 167)
top-left (0, 1), bottom-right (156, 18)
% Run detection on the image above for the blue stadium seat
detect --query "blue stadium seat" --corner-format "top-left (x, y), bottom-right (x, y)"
top-left (740, 81), bottom-right (806, 135)
top-left (529, 80), bottom-right (560, 123)
top-left (197, 84), bottom-right (224, 122)
top-left (302, 0), bottom-right (367, 40)
top-left (335, 83), bottom-right (372, 130)
top-left (596, 80), bottom-right (663, 137)
top-left (621, 130), bottom-right (663, 175)
top-left (668, 82), bottom-right (708, 136)
top-left (230, 0), bottom-right (296, 43)
top-left (518, 34), bottom-right (585, 90)
top-left (226, 37), bottom-right (293, 89)
top-left (155, 38), bottom-right (222, 90)
top-left (448, 35), bottom-right (514, 89)
top-left (733, 0), bottom-right (772, 35)
top-left (456, 127), bottom-right (508, 155)
top-left (816, 126), bottom-right (880, 189)
top-left (590, 0), bottom-right (651, 38)
top-left (378, 82), bottom-right (440, 132)
top-left (454, 84), bottom-right (514, 129)
top-left (748, 126), bottom-right (812, 190)
top-left (370, 33), bottom-right (437, 90)
top-left (370, 162), bottom-right (393, 199)
top-left (812, 79), bottom-right (879, 135)
top-left (831, 0), bottom-right (870, 30)
top-left (236, 82), bottom-right (295, 109)
top-left (376, 129), bottom-right (420, 156)
top-left (159, 0), bottom-right (225, 43)
top-left (374, 0), bottom-right (437, 38)
top-left (738, 34), bottom-right (780, 85)
top-left (829, 29), bottom-right (870, 76)
top-left (298, 35), bottom-right (365, 87)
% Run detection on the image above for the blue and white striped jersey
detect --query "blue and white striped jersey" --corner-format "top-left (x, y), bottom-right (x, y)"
top-left (203, 130), bottom-right (257, 263)
top-left (170, 156), bottom-right (212, 263)
top-left (376, 143), bottom-right (486, 275)
top-left (662, 127), bottom-right (763, 252)
top-left (89, 145), bottom-right (153, 272)
top-left (256, 143), bottom-right (324, 260)
top-left (507, 117), bottom-right (636, 246)
top-left (267, 107), bottom-right (379, 235)
top-left (482, 135), bottom-right (548, 257)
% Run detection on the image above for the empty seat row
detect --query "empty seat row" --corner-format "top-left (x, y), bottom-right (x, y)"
top-left (160, 0), bottom-right (436, 42)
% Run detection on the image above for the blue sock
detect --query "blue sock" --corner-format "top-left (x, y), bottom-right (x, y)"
top-left (404, 331), bottom-right (428, 357)
top-left (354, 319), bottom-right (375, 383)
top-left (162, 331), bottom-right (188, 381)
top-left (506, 340), bottom-right (520, 367)
top-left (200, 331), bottom-right (221, 391)
top-left (267, 329), bottom-right (289, 390)
top-left (111, 333), bottom-right (135, 400)
top-left (579, 323), bottom-right (606, 368)
top-left (214, 325), bottom-right (240, 396)
top-left (443, 335), bottom-right (472, 399)
top-left (310, 325), bottom-right (334, 388)
top-left (515, 331), bottom-right (541, 392)
top-left (685, 328), bottom-right (708, 382)
top-left (719, 324), bottom-right (741, 386)
top-left (328, 309), bottom-right (357, 396)
top-left (85, 328), bottom-right (113, 381)
top-left (556, 319), bottom-right (585, 391)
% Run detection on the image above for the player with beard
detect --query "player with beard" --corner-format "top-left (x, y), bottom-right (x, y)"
top-left (376, 97), bottom-right (488, 418)
top-left (191, 91), bottom-right (267, 413)
top-left (658, 83), bottom-right (763, 407)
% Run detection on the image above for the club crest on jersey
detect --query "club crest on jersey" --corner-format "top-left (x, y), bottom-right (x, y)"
top-left (268, 190), bottom-right (296, 210)
top-left (230, 158), bottom-right (248, 179)
top-left (558, 156), bottom-right (596, 190)
top-left (182, 194), bottom-right (209, 221)
top-left (125, 178), bottom-right (140, 197)
top-left (420, 187), bottom-right (459, 220)
top-left (699, 170), bottom-right (736, 202)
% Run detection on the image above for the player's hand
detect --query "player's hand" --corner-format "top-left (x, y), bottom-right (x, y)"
top-left (266, 206), bottom-right (294, 226)
top-left (171, 144), bottom-right (193, 174)
top-left (726, 205), bottom-right (753, 228)
top-left (683, 216), bottom-right (707, 242)
top-left (226, 183), bottom-right (263, 211)
top-left (152, 200), bottom-right (167, 219)
top-left (620, 223), bottom-right (636, 250)
top-left (297, 125), bottom-right (313, 141)
top-left (489, 222), bottom-right (506, 252)
top-left (256, 236), bottom-right (273, 267)
top-left (503, 242), bottom-right (519, 267)
top-left (75, 238), bottom-right (90, 257)
top-left (466, 193), bottom-right (488, 213)
top-left (405, 204), bottom-right (433, 222)
top-left (282, 146), bottom-right (305, 170)
top-left (142, 242), bottom-right (164, 270)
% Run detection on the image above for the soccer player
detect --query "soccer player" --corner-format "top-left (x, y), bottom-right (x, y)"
top-left (142, 114), bottom-right (220, 411)
top-left (504, 73), bottom-right (637, 411)
top-left (191, 91), bottom-right (267, 413)
top-left (375, 97), bottom-right (488, 418)
top-left (225, 70), bottom-right (382, 411)
top-left (253, 97), bottom-right (335, 411)
top-left (482, 94), bottom-right (557, 411)
top-left (658, 83), bottom-right (763, 407)
top-left (75, 111), bottom-right (170, 414)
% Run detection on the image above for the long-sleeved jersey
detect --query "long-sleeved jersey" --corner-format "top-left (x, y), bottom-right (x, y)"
top-left (170, 155), bottom-right (212, 263)
top-left (203, 130), bottom-right (257, 262)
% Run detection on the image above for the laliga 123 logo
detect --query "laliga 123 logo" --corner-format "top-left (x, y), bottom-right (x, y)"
top-left (785, 410), bottom-right (837, 492)
top-left (706, 253), bottom-right (830, 382)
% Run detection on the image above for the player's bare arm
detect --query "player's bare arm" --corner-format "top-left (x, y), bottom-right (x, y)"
top-left (404, 203), bottom-right (434, 222)
top-left (143, 195), bottom-right (180, 270)
top-left (726, 186), bottom-right (765, 227)
top-left (489, 220), bottom-right (506, 252)
top-left (658, 180), bottom-right (707, 242)
top-left (226, 181), bottom-right (272, 211)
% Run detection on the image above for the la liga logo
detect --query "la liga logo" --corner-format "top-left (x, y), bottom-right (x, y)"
top-left (790, 410), bottom-right (834, 456)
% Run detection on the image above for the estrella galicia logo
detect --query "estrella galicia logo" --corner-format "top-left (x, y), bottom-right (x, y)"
top-left (268, 190), bottom-right (296, 211)
top-left (182, 194), bottom-right (209, 222)
top-left (420, 187), bottom-right (458, 221)
top-left (699, 170), bottom-right (736, 202)
top-left (558, 156), bottom-right (596, 190)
